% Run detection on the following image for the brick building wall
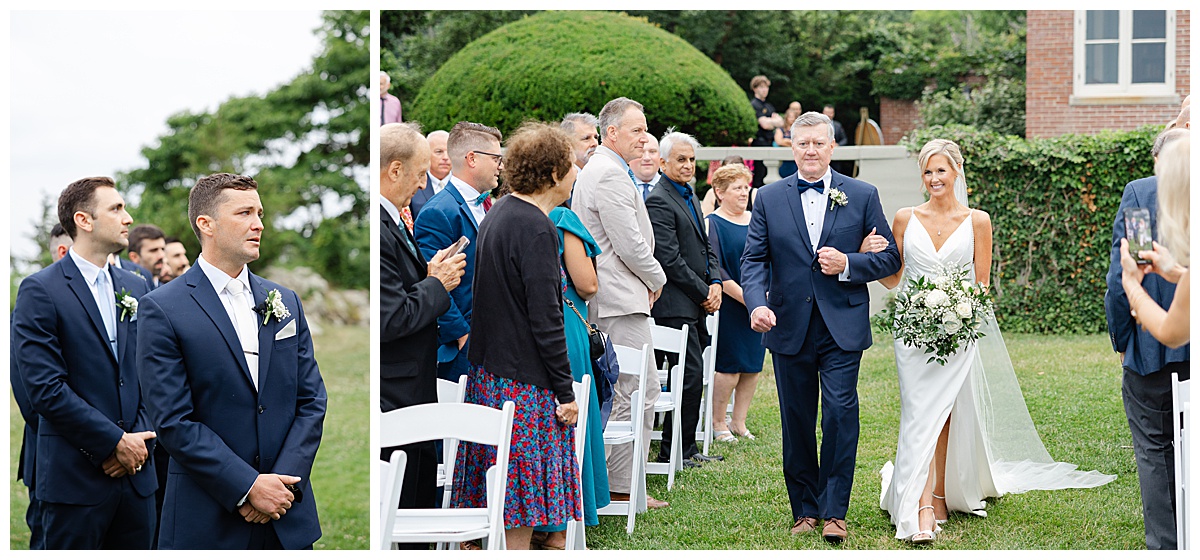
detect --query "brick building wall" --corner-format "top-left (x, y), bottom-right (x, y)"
top-left (880, 97), bottom-right (922, 144)
top-left (1026, 10), bottom-right (1190, 138)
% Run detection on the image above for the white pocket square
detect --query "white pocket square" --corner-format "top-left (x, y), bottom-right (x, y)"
top-left (274, 320), bottom-right (297, 340)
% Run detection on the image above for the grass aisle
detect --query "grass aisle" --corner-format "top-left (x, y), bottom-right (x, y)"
top-left (586, 333), bottom-right (1145, 550)
top-left (8, 323), bottom-right (370, 550)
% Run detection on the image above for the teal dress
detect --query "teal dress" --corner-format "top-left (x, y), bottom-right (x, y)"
top-left (536, 207), bottom-right (609, 531)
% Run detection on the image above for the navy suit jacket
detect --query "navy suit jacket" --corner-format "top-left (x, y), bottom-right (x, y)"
top-left (12, 256), bottom-right (157, 505)
top-left (741, 169), bottom-right (900, 354)
top-left (413, 180), bottom-right (479, 351)
top-left (119, 256), bottom-right (156, 291)
top-left (646, 176), bottom-right (721, 321)
top-left (137, 264), bottom-right (326, 549)
top-left (1104, 176), bottom-right (1189, 374)
top-left (409, 175), bottom-right (438, 221)
top-left (11, 336), bottom-right (38, 489)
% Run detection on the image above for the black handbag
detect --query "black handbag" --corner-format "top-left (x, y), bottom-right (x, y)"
top-left (565, 299), bottom-right (619, 427)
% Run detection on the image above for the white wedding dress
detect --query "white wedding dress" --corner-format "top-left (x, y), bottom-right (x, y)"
top-left (879, 208), bottom-right (1116, 540)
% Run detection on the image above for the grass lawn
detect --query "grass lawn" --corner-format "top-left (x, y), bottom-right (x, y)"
top-left (9, 323), bottom-right (370, 550)
top-left (586, 332), bottom-right (1146, 550)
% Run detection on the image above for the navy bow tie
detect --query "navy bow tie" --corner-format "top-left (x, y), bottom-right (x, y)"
top-left (797, 178), bottom-right (824, 193)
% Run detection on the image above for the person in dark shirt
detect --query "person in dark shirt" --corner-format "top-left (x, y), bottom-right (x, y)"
top-left (749, 75), bottom-right (783, 188)
top-left (452, 122), bottom-right (581, 550)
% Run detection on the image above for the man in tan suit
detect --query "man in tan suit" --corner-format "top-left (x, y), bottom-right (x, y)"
top-left (573, 97), bottom-right (669, 509)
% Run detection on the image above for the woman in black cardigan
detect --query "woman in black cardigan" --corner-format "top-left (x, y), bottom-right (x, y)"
top-left (451, 122), bottom-right (580, 550)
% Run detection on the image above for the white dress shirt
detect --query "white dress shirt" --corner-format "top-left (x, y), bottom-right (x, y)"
top-left (798, 168), bottom-right (851, 281)
top-left (635, 172), bottom-right (660, 200)
top-left (69, 248), bottom-right (118, 357)
top-left (427, 171), bottom-right (451, 195)
top-left (450, 175), bottom-right (487, 226)
top-left (196, 255), bottom-right (260, 388)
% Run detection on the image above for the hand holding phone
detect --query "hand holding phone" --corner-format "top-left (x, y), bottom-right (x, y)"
top-left (447, 236), bottom-right (471, 257)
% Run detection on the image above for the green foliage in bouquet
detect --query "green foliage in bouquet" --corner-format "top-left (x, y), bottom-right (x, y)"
top-left (902, 123), bottom-right (1160, 334)
top-left (878, 266), bottom-right (994, 365)
top-left (407, 11), bottom-right (757, 145)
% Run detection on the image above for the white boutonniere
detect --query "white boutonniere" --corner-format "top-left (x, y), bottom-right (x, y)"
top-left (828, 187), bottom-right (848, 211)
top-left (115, 288), bottom-right (138, 322)
top-left (254, 289), bottom-right (292, 325)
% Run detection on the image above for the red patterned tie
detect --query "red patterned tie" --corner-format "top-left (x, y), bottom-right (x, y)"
top-left (400, 206), bottom-right (414, 232)
top-left (482, 196), bottom-right (493, 212)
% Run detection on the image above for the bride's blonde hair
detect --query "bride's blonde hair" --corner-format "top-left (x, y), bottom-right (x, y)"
top-left (1156, 133), bottom-right (1190, 266)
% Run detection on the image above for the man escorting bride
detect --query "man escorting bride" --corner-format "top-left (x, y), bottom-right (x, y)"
top-left (871, 139), bottom-right (1115, 544)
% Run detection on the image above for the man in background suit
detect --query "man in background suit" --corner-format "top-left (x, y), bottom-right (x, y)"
top-left (574, 96), bottom-right (669, 509)
top-left (128, 224), bottom-right (167, 289)
top-left (561, 112), bottom-right (600, 171)
top-left (13, 176), bottom-right (158, 549)
top-left (9, 223), bottom-right (75, 549)
top-left (1104, 127), bottom-right (1190, 550)
top-left (409, 129), bottom-right (452, 221)
top-left (137, 173), bottom-right (327, 549)
top-left (741, 112), bottom-right (899, 542)
top-left (379, 123), bottom-right (465, 518)
top-left (646, 129), bottom-right (723, 468)
top-left (629, 133), bottom-right (660, 201)
top-left (414, 121), bottom-right (503, 382)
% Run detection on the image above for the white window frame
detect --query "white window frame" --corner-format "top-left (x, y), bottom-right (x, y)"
top-left (1071, 10), bottom-right (1177, 105)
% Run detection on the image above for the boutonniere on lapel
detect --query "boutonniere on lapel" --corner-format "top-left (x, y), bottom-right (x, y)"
top-left (253, 289), bottom-right (292, 325)
top-left (115, 288), bottom-right (138, 322)
top-left (828, 187), bottom-right (848, 211)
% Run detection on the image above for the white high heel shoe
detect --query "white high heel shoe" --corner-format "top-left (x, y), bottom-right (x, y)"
top-left (911, 505), bottom-right (938, 544)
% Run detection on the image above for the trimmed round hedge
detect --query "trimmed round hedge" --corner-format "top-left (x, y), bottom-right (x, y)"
top-left (408, 11), bottom-right (756, 146)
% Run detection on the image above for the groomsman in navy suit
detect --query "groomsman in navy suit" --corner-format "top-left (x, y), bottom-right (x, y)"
top-left (741, 112), bottom-right (900, 543)
top-left (12, 176), bottom-right (159, 549)
top-left (137, 173), bottom-right (327, 549)
top-left (413, 121), bottom-right (503, 381)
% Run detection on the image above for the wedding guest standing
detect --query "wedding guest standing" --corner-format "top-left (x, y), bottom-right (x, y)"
top-left (380, 71), bottom-right (402, 124)
top-left (561, 112), bottom-right (600, 171)
top-left (13, 177), bottom-right (158, 549)
top-left (748, 75), bottom-right (783, 188)
top-left (414, 121), bottom-right (504, 382)
top-left (775, 103), bottom-right (802, 179)
top-left (138, 173), bottom-right (326, 549)
top-left (409, 130), bottom-right (452, 221)
top-left (647, 129), bottom-right (723, 467)
top-left (705, 163), bottom-right (766, 444)
top-left (629, 133), bottom-right (661, 202)
top-left (530, 195), bottom-right (610, 550)
top-left (453, 122), bottom-right (580, 550)
top-left (1114, 130), bottom-right (1191, 549)
top-left (573, 97), bottom-right (668, 509)
top-left (378, 123), bottom-right (465, 525)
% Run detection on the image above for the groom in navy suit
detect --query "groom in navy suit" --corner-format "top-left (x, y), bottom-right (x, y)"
top-left (12, 176), bottom-right (158, 549)
top-left (137, 173), bottom-right (327, 549)
top-left (741, 112), bottom-right (900, 543)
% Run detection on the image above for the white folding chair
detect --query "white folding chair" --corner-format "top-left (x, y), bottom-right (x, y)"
top-left (647, 322), bottom-right (688, 489)
top-left (699, 311), bottom-right (720, 456)
top-left (379, 401), bottom-right (515, 550)
top-left (436, 375), bottom-right (468, 511)
top-left (597, 343), bottom-right (651, 534)
top-left (1172, 371), bottom-right (1190, 550)
top-left (565, 374), bottom-right (592, 550)
top-left (378, 451), bottom-right (407, 550)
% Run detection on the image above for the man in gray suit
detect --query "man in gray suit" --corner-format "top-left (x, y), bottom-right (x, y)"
top-left (573, 97), bottom-right (669, 509)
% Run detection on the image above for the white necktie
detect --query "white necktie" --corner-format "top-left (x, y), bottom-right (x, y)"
top-left (96, 271), bottom-right (117, 357)
top-left (225, 278), bottom-right (260, 389)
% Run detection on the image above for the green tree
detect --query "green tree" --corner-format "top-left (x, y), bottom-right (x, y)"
top-left (408, 11), bottom-right (756, 145)
top-left (120, 10), bottom-right (369, 288)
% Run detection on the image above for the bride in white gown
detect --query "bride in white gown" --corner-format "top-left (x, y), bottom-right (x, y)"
top-left (869, 139), bottom-right (1116, 543)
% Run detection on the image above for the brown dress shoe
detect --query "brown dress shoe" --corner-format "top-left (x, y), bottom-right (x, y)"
top-left (646, 495), bottom-right (669, 509)
top-left (822, 518), bottom-right (847, 543)
top-left (791, 516), bottom-right (818, 535)
top-left (609, 491), bottom-right (631, 502)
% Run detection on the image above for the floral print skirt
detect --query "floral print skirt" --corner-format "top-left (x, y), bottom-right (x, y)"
top-left (450, 365), bottom-right (581, 529)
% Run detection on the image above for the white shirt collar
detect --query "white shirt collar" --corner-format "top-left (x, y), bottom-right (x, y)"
top-left (196, 254), bottom-right (250, 295)
top-left (451, 174), bottom-right (483, 203)
top-left (427, 171), bottom-right (450, 192)
top-left (634, 172), bottom-right (660, 186)
top-left (68, 247), bottom-right (109, 287)
top-left (380, 196), bottom-right (401, 227)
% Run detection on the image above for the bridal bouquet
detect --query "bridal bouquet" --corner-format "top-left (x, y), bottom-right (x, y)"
top-left (880, 265), bottom-right (994, 365)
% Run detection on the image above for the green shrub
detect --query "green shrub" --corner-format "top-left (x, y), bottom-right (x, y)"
top-left (902, 124), bottom-right (1161, 334)
top-left (917, 77), bottom-right (1026, 137)
top-left (408, 11), bottom-right (756, 145)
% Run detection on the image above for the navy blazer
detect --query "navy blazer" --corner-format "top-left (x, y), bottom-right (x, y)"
top-left (646, 176), bottom-right (721, 321)
top-left (12, 256), bottom-right (157, 505)
top-left (1104, 176), bottom-right (1189, 374)
top-left (741, 169), bottom-right (900, 354)
top-left (409, 175), bottom-right (438, 221)
top-left (119, 256), bottom-right (156, 291)
top-left (137, 264), bottom-right (327, 549)
top-left (10, 345), bottom-right (37, 489)
top-left (413, 180), bottom-right (479, 349)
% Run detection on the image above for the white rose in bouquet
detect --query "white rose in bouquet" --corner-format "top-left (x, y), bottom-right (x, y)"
top-left (955, 301), bottom-right (973, 319)
top-left (961, 280), bottom-right (973, 291)
top-left (942, 312), bottom-right (962, 335)
top-left (934, 275), bottom-right (951, 290)
top-left (925, 289), bottom-right (949, 308)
